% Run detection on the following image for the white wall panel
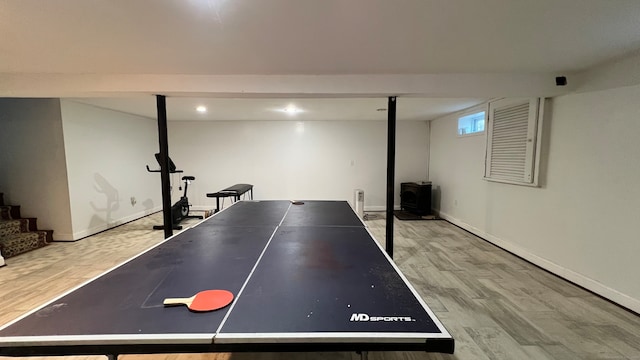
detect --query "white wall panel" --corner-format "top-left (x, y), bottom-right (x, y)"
top-left (0, 98), bottom-right (73, 239)
top-left (60, 101), bottom-right (160, 240)
top-left (429, 85), bottom-right (640, 312)
top-left (167, 120), bottom-right (428, 211)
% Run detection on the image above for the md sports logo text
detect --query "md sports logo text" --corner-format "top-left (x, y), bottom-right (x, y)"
top-left (349, 313), bottom-right (416, 322)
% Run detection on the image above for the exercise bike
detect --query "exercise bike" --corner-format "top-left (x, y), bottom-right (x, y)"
top-left (147, 153), bottom-right (203, 230)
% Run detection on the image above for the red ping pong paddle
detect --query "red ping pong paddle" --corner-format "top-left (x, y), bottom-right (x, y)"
top-left (163, 290), bottom-right (234, 312)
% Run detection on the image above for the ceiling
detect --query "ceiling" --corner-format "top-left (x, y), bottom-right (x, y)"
top-left (71, 97), bottom-right (487, 121)
top-left (3, 0), bottom-right (640, 121)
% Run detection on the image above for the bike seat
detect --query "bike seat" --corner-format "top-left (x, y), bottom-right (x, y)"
top-left (182, 176), bottom-right (195, 181)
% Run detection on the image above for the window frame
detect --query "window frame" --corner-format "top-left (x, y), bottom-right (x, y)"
top-left (456, 107), bottom-right (488, 137)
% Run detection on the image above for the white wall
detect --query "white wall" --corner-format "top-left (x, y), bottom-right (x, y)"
top-left (429, 85), bottom-right (640, 313)
top-left (0, 98), bottom-right (73, 239)
top-left (166, 120), bottom-right (429, 211)
top-left (60, 101), bottom-right (161, 240)
top-left (574, 48), bottom-right (640, 93)
top-left (1, 98), bottom-right (427, 243)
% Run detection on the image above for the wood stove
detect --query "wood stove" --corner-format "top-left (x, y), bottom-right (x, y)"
top-left (400, 182), bottom-right (432, 215)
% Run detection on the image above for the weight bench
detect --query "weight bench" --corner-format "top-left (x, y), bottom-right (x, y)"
top-left (206, 184), bottom-right (254, 213)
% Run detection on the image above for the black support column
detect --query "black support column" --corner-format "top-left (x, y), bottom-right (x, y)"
top-left (156, 95), bottom-right (173, 239)
top-left (386, 96), bottom-right (396, 258)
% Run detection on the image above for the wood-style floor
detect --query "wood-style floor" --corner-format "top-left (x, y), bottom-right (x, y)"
top-left (1, 211), bottom-right (639, 360)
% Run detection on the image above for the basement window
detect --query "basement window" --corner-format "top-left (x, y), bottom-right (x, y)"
top-left (458, 111), bottom-right (486, 136)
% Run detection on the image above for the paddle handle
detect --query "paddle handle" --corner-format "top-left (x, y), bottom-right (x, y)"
top-left (163, 297), bottom-right (192, 306)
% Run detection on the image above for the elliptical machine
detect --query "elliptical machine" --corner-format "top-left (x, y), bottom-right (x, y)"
top-left (147, 153), bottom-right (203, 230)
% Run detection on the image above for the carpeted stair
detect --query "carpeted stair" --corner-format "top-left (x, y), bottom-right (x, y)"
top-left (0, 193), bottom-right (53, 259)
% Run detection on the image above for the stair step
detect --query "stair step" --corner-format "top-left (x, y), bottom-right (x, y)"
top-left (0, 232), bottom-right (50, 258)
top-left (0, 219), bottom-right (24, 236)
top-left (1, 217), bottom-right (41, 234)
top-left (0, 194), bottom-right (54, 260)
top-left (0, 205), bottom-right (21, 220)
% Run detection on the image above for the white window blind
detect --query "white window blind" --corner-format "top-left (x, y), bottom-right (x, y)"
top-left (485, 98), bottom-right (541, 185)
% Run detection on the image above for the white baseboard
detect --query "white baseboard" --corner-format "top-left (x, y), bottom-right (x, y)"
top-left (56, 207), bottom-right (162, 242)
top-left (363, 205), bottom-right (401, 212)
top-left (365, 206), bottom-right (386, 212)
top-left (52, 232), bottom-right (75, 241)
top-left (437, 210), bottom-right (640, 314)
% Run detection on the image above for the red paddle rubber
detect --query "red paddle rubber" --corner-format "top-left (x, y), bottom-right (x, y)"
top-left (163, 289), bottom-right (234, 312)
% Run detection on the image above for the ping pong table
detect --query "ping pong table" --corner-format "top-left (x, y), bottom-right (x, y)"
top-left (0, 200), bottom-right (454, 358)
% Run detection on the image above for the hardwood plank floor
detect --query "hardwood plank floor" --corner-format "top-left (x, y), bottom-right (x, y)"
top-left (1, 211), bottom-right (639, 360)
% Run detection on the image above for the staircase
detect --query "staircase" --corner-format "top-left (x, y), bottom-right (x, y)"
top-left (0, 193), bottom-right (53, 261)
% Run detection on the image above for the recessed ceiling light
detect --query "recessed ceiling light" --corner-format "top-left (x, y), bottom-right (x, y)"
top-left (283, 105), bottom-right (302, 115)
top-left (271, 104), bottom-right (305, 116)
top-left (196, 106), bottom-right (207, 113)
